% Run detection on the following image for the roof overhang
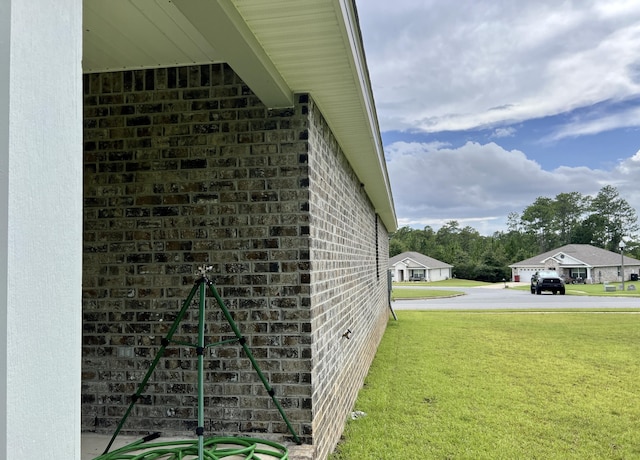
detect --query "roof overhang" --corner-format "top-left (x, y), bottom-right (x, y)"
top-left (543, 253), bottom-right (589, 267)
top-left (398, 258), bottom-right (427, 269)
top-left (83, 0), bottom-right (396, 231)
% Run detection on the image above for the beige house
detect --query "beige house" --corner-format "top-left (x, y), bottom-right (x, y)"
top-left (389, 251), bottom-right (453, 282)
top-left (509, 244), bottom-right (640, 284)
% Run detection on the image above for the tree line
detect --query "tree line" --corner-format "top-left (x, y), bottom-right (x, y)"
top-left (390, 185), bottom-right (639, 282)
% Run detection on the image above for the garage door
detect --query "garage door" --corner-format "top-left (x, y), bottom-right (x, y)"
top-left (517, 268), bottom-right (537, 284)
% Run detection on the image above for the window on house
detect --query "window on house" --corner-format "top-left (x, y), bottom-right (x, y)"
top-left (569, 268), bottom-right (587, 280)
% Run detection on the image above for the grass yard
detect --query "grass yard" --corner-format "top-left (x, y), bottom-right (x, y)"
top-left (330, 310), bottom-right (640, 459)
top-left (564, 282), bottom-right (640, 296)
top-left (391, 289), bottom-right (464, 300)
top-left (394, 279), bottom-right (492, 287)
top-left (392, 279), bottom-right (492, 300)
top-left (513, 281), bottom-right (640, 296)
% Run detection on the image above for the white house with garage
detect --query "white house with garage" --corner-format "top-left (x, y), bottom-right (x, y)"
top-left (509, 244), bottom-right (640, 284)
top-left (389, 251), bottom-right (453, 282)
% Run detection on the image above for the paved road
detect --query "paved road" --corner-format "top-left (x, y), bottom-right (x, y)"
top-left (392, 285), bottom-right (640, 310)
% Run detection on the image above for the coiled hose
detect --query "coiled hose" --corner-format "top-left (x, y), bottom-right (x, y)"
top-left (93, 434), bottom-right (289, 460)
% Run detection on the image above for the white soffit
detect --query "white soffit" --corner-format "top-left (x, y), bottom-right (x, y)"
top-left (82, 0), bottom-right (396, 230)
top-left (83, 0), bottom-right (221, 71)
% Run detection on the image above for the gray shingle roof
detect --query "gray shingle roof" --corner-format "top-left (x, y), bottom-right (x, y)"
top-left (510, 244), bottom-right (640, 267)
top-left (389, 251), bottom-right (453, 269)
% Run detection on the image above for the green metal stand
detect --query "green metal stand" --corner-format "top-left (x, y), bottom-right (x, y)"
top-left (102, 267), bottom-right (301, 459)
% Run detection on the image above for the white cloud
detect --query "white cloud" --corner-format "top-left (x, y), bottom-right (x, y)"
top-left (357, 1), bottom-right (640, 235)
top-left (548, 105), bottom-right (640, 140)
top-left (358, 0), bottom-right (640, 133)
top-left (386, 140), bottom-right (640, 234)
top-left (491, 127), bottom-right (516, 138)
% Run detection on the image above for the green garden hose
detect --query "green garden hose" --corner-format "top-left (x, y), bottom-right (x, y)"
top-left (93, 435), bottom-right (289, 460)
top-left (100, 270), bottom-right (300, 460)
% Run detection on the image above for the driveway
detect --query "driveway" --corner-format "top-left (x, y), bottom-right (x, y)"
top-left (392, 284), bottom-right (640, 310)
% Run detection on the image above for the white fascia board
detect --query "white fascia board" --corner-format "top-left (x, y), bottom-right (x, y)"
top-left (549, 252), bottom-right (589, 266)
top-left (403, 258), bottom-right (428, 269)
top-left (333, 0), bottom-right (396, 230)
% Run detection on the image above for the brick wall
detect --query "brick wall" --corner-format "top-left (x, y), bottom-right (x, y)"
top-left (306, 100), bottom-right (390, 459)
top-left (82, 64), bottom-right (391, 457)
top-left (597, 266), bottom-right (640, 284)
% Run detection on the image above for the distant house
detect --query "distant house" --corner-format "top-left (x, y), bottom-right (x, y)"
top-left (389, 251), bottom-right (453, 282)
top-left (509, 244), bottom-right (640, 284)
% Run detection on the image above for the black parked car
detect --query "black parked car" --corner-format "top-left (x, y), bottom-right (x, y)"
top-left (530, 270), bottom-right (565, 295)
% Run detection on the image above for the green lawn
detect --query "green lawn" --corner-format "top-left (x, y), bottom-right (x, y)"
top-left (330, 311), bottom-right (640, 459)
top-left (513, 281), bottom-right (640, 297)
top-left (395, 280), bottom-right (640, 299)
top-left (394, 279), bottom-right (492, 287)
top-left (391, 288), bottom-right (464, 300)
top-left (392, 279), bottom-right (493, 300)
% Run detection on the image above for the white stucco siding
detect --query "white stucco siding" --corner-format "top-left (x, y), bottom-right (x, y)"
top-left (1, 1), bottom-right (83, 458)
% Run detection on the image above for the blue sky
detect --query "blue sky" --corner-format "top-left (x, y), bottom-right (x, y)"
top-left (357, 0), bottom-right (640, 235)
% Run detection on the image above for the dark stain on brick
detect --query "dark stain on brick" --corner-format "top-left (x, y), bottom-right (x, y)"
top-left (145, 69), bottom-right (155, 91)
top-left (180, 159), bottom-right (207, 169)
top-left (123, 71), bottom-right (133, 92)
top-left (126, 116), bottom-right (151, 127)
top-left (183, 89), bottom-right (210, 100)
top-left (125, 208), bottom-right (150, 218)
top-left (126, 253), bottom-right (152, 264)
top-left (251, 192), bottom-right (278, 202)
top-left (152, 207), bottom-right (180, 217)
top-left (193, 123), bottom-right (219, 134)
